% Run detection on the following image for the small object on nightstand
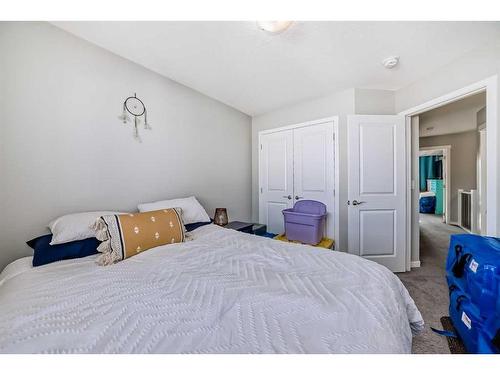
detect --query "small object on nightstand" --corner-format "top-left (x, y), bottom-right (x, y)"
top-left (214, 208), bottom-right (228, 226)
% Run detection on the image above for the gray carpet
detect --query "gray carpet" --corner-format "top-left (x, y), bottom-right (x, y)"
top-left (397, 213), bottom-right (465, 354)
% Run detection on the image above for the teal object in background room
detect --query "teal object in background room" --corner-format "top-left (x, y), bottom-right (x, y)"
top-left (419, 155), bottom-right (441, 191)
top-left (428, 179), bottom-right (444, 215)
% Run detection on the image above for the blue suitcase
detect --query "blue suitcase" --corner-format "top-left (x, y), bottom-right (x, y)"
top-left (446, 234), bottom-right (500, 311)
top-left (419, 196), bottom-right (436, 213)
top-left (446, 234), bottom-right (500, 353)
top-left (478, 316), bottom-right (500, 353)
top-left (448, 288), bottom-right (484, 353)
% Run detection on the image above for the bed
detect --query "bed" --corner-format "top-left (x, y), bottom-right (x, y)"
top-left (0, 224), bottom-right (423, 353)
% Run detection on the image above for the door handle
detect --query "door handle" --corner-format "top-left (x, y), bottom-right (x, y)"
top-left (283, 195), bottom-right (292, 200)
top-left (295, 195), bottom-right (304, 200)
top-left (352, 200), bottom-right (366, 206)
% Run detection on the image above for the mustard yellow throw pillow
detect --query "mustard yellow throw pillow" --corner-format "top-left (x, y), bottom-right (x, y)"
top-left (93, 208), bottom-right (185, 265)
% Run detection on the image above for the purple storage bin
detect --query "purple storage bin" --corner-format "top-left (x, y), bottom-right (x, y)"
top-left (282, 200), bottom-right (327, 245)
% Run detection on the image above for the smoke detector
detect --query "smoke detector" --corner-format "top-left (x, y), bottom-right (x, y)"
top-left (382, 56), bottom-right (400, 69)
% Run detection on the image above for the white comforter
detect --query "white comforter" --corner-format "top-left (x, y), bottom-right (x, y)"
top-left (0, 225), bottom-right (423, 353)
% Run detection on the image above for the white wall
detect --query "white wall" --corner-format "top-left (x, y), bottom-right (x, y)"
top-left (0, 22), bottom-right (252, 270)
top-left (354, 88), bottom-right (395, 115)
top-left (419, 92), bottom-right (486, 137)
top-left (395, 41), bottom-right (500, 113)
top-left (251, 88), bottom-right (395, 251)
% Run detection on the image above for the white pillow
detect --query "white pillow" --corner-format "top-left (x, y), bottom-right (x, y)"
top-left (138, 196), bottom-right (210, 224)
top-left (49, 211), bottom-right (124, 245)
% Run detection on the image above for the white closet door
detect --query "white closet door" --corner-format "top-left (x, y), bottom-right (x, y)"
top-left (347, 115), bottom-right (406, 272)
top-left (293, 122), bottom-right (335, 238)
top-left (259, 130), bottom-right (294, 234)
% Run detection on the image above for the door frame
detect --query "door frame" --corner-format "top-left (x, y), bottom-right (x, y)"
top-left (399, 75), bottom-right (498, 271)
top-left (478, 126), bottom-right (487, 234)
top-left (419, 145), bottom-right (452, 224)
top-left (258, 116), bottom-right (340, 243)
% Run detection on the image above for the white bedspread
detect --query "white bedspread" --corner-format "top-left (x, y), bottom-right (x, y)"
top-left (0, 225), bottom-right (423, 353)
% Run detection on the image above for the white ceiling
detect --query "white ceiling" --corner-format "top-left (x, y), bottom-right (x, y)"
top-left (53, 21), bottom-right (500, 116)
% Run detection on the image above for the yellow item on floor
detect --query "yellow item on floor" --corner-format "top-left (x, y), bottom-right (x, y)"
top-left (274, 234), bottom-right (334, 250)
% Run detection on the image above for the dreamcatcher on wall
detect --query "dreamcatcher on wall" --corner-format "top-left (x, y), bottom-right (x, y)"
top-left (118, 93), bottom-right (151, 142)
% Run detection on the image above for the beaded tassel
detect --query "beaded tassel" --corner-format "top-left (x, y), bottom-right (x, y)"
top-left (144, 109), bottom-right (152, 130)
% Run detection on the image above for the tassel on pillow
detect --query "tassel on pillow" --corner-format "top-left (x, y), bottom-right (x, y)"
top-left (92, 208), bottom-right (185, 266)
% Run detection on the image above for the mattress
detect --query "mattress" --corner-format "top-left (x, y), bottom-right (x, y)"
top-left (0, 224), bottom-right (423, 353)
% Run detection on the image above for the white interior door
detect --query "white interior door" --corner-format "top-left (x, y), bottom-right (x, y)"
top-left (293, 122), bottom-right (335, 238)
top-left (348, 115), bottom-right (406, 272)
top-left (259, 130), bottom-right (294, 234)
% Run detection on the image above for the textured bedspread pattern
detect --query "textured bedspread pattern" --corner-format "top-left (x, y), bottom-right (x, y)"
top-left (0, 225), bottom-right (423, 353)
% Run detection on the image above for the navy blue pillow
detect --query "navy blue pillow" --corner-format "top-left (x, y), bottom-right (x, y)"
top-left (184, 220), bottom-right (212, 232)
top-left (27, 234), bottom-right (100, 267)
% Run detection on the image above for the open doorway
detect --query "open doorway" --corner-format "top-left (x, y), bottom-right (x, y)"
top-left (419, 146), bottom-right (450, 224)
top-left (414, 91), bottom-right (487, 268)
top-left (398, 77), bottom-right (496, 353)
top-left (400, 91), bottom-right (487, 352)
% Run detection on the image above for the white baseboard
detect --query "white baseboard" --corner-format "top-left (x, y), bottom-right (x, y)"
top-left (410, 261), bottom-right (421, 268)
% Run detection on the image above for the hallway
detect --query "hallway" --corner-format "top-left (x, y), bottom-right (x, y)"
top-left (398, 213), bottom-right (466, 353)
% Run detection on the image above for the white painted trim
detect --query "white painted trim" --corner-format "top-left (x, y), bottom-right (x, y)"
top-left (398, 77), bottom-right (490, 116)
top-left (419, 148), bottom-right (445, 156)
top-left (258, 116), bottom-right (340, 135)
top-left (401, 75), bottom-right (498, 264)
top-left (478, 128), bottom-right (487, 234)
top-left (419, 146), bottom-right (450, 152)
top-left (258, 117), bottom-right (340, 249)
top-left (471, 189), bottom-right (479, 234)
top-left (410, 261), bottom-right (421, 268)
top-left (457, 189), bottom-right (479, 234)
top-left (405, 116), bottom-right (413, 271)
top-left (458, 188), bottom-right (464, 231)
top-left (485, 77), bottom-right (498, 236)
top-left (419, 145), bottom-right (452, 225)
top-left (333, 120), bottom-right (340, 250)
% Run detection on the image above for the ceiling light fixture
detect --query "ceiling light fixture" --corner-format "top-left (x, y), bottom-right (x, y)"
top-left (382, 56), bottom-right (400, 69)
top-left (256, 21), bottom-right (293, 34)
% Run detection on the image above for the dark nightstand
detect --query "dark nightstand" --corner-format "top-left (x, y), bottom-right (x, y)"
top-left (224, 221), bottom-right (267, 235)
top-left (251, 223), bottom-right (267, 236)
